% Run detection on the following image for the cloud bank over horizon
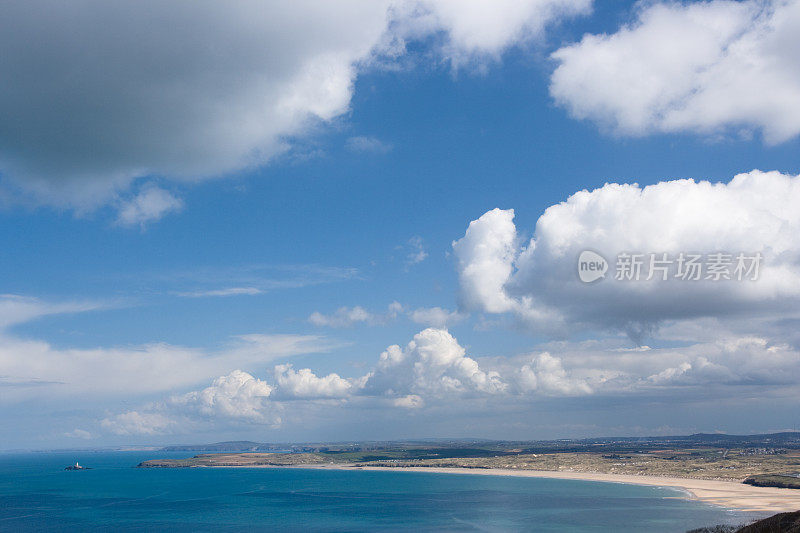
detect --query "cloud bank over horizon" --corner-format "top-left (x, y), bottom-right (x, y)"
top-left (3, 281), bottom-right (800, 441)
top-left (99, 322), bottom-right (800, 436)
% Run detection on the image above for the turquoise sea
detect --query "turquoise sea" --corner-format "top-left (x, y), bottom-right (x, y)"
top-left (0, 452), bottom-right (763, 532)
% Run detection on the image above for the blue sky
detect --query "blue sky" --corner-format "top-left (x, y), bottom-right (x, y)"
top-left (2, 0), bottom-right (800, 449)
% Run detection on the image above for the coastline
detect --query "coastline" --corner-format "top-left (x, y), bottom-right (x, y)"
top-left (354, 466), bottom-right (800, 513)
top-left (269, 464), bottom-right (800, 513)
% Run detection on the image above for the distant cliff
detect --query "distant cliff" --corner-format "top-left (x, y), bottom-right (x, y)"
top-left (689, 510), bottom-right (800, 533)
top-left (743, 474), bottom-right (800, 489)
top-left (737, 510), bottom-right (800, 532)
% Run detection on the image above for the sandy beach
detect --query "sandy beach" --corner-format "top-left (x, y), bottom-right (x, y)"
top-left (334, 466), bottom-right (800, 513)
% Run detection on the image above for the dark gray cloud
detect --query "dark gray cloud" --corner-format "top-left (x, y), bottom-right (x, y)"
top-left (0, 0), bottom-right (590, 211)
top-left (0, 0), bottom-right (391, 207)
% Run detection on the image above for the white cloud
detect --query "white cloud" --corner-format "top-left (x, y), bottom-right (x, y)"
top-left (116, 184), bottom-right (183, 227)
top-left (101, 410), bottom-right (177, 436)
top-left (95, 322), bottom-right (800, 436)
top-left (517, 352), bottom-right (592, 395)
top-left (404, 236), bottom-right (428, 268)
top-left (309, 306), bottom-right (374, 327)
top-left (550, 0), bottom-right (800, 143)
top-left (308, 302), bottom-right (403, 328)
top-left (228, 334), bottom-right (345, 361)
top-left (397, 0), bottom-right (592, 67)
top-left (309, 301), bottom-right (463, 328)
top-left (102, 370), bottom-right (281, 435)
top-left (0, 298), bottom-right (339, 401)
top-left (97, 327), bottom-right (539, 435)
top-left (0, 0), bottom-right (587, 210)
top-left (452, 170), bottom-right (800, 340)
top-left (393, 394), bottom-right (424, 408)
top-left (639, 336), bottom-right (797, 388)
top-left (516, 333), bottom-right (800, 395)
top-left (273, 364), bottom-right (353, 399)
top-left (160, 264), bottom-right (359, 298)
top-left (452, 208), bottom-right (518, 313)
top-left (0, 338), bottom-right (205, 398)
top-left (363, 328), bottom-right (507, 398)
top-left (175, 287), bottom-right (263, 298)
top-left (176, 370), bottom-right (278, 421)
top-left (0, 294), bottom-right (103, 330)
top-left (647, 362), bottom-right (694, 385)
top-left (408, 306), bottom-right (466, 328)
top-left (102, 364), bottom-right (352, 436)
top-left (388, 301), bottom-right (405, 317)
top-left (345, 136), bottom-right (393, 154)
top-left (64, 428), bottom-right (93, 440)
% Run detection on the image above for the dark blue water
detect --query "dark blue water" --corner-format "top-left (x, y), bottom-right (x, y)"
top-left (0, 452), bottom-right (761, 532)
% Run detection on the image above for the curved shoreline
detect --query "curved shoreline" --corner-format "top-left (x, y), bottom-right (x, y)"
top-left (344, 465), bottom-right (800, 513)
top-left (237, 463), bottom-right (797, 513)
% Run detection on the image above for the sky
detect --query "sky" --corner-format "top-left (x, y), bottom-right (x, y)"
top-left (1, 0), bottom-right (800, 449)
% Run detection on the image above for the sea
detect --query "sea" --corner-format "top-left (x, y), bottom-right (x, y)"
top-left (0, 451), bottom-right (766, 532)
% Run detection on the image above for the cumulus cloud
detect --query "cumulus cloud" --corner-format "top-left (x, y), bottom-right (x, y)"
top-left (0, 0), bottom-right (587, 210)
top-left (363, 328), bottom-right (507, 398)
top-left (99, 327), bottom-right (516, 434)
top-left (103, 364), bottom-right (353, 436)
top-left (102, 364), bottom-right (353, 435)
top-left (393, 394), bottom-right (424, 408)
top-left (640, 336), bottom-right (798, 389)
top-left (470, 331), bottom-right (800, 403)
top-left (102, 370), bottom-right (281, 435)
top-left (273, 364), bottom-right (353, 399)
top-left (517, 352), bottom-right (592, 395)
top-left (452, 170), bottom-right (800, 340)
top-left (96, 322), bottom-right (800, 435)
top-left (452, 208), bottom-right (519, 313)
top-left (116, 184), bottom-right (183, 227)
top-left (547, 334), bottom-right (800, 394)
top-left (176, 370), bottom-right (277, 421)
top-left (550, 0), bottom-right (800, 143)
